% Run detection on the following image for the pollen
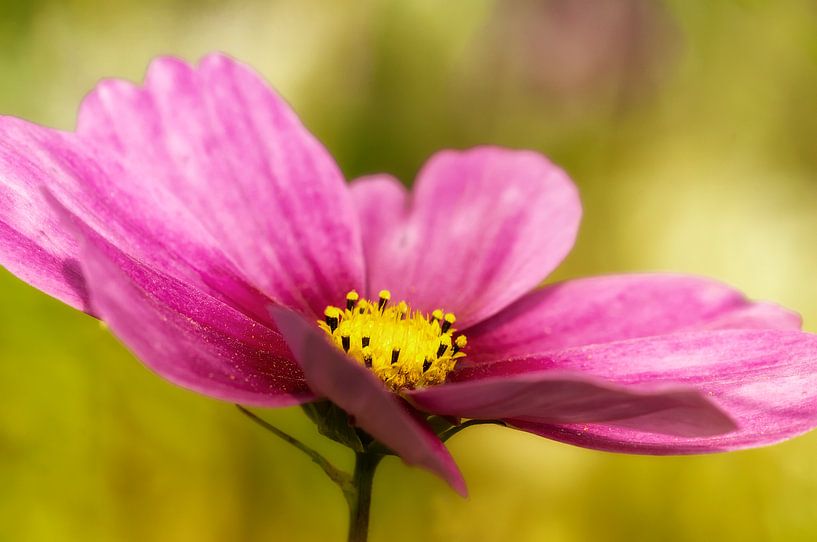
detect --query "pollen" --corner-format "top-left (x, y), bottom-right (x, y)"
top-left (318, 290), bottom-right (467, 391)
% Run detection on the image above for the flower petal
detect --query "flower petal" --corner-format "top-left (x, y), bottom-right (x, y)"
top-left (0, 97), bottom-right (279, 324)
top-left (0, 117), bottom-right (90, 310)
top-left (456, 330), bottom-right (817, 453)
top-left (77, 53), bottom-right (364, 316)
top-left (467, 274), bottom-right (801, 360)
top-left (271, 307), bottom-right (467, 495)
top-left (350, 147), bottom-right (581, 327)
top-left (408, 372), bottom-right (735, 437)
top-left (51, 192), bottom-right (312, 406)
top-left (349, 174), bottom-right (408, 275)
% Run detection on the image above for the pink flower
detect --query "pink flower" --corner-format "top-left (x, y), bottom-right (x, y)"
top-left (2, 54), bottom-right (816, 497)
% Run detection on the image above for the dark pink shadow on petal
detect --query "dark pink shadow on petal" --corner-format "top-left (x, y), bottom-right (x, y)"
top-left (408, 372), bottom-right (737, 438)
top-left (271, 307), bottom-right (467, 496)
top-left (456, 329), bottom-right (817, 454)
top-left (47, 190), bottom-right (311, 407)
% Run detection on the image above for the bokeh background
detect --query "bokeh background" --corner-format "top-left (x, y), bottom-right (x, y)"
top-left (2, 0), bottom-right (817, 540)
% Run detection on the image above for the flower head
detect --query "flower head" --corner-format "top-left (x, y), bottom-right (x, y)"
top-left (2, 54), bottom-right (817, 497)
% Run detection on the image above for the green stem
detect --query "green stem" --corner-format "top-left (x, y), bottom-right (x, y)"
top-left (236, 405), bottom-right (352, 490)
top-left (438, 419), bottom-right (507, 442)
top-left (238, 405), bottom-right (384, 541)
top-left (346, 452), bottom-right (382, 542)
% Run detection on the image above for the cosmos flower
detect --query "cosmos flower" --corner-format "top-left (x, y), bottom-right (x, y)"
top-left (2, 54), bottom-right (817, 497)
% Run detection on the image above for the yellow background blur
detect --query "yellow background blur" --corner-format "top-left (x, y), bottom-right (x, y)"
top-left (2, 1), bottom-right (817, 540)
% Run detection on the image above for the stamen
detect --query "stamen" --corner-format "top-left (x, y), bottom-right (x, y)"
top-left (441, 313), bottom-right (456, 334)
top-left (324, 307), bottom-right (341, 332)
top-left (431, 309), bottom-right (444, 324)
top-left (318, 290), bottom-right (466, 391)
top-left (436, 334), bottom-right (451, 357)
top-left (346, 290), bottom-right (360, 311)
top-left (453, 335), bottom-right (467, 355)
top-left (378, 289), bottom-right (391, 311)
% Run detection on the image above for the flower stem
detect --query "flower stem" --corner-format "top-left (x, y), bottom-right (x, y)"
top-left (438, 418), bottom-right (506, 442)
top-left (346, 452), bottom-right (382, 542)
top-left (238, 405), bottom-right (384, 540)
top-left (236, 405), bottom-right (353, 490)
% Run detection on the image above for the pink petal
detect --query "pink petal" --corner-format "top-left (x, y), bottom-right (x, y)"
top-left (51, 192), bottom-right (312, 407)
top-left (271, 307), bottom-right (467, 495)
top-left (0, 93), bottom-right (280, 324)
top-left (351, 174), bottom-right (408, 266)
top-left (350, 147), bottom-right (581, 327)
top-left (701, 302), bottom-right (801, 330)
top-left (456, 330), bottom-right (817, 453)
top-left (408, 372), bottom-right (735, 437)
top-left (467, 274), bottom-right (801, 360)
top-left (0, 118), bottom-right (90, 310)
top-left (77, 54), bottom-right (364, 317)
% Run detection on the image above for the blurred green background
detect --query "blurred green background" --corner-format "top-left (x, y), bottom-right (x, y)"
top-left (2, 0), bottom-right (817, 540)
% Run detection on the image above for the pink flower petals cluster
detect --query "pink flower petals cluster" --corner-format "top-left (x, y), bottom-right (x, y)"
top-left (2, 54), bottom-right (816, 496)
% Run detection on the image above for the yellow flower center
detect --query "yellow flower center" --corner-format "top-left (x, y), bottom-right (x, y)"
top-left (318, 290), bottom-right (467, 391)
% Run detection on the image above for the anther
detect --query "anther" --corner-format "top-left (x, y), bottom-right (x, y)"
top-left (391, 348), bottom-right (401, 364)
top-left (378, 289), bottom-right (391, 311)
top-left (341, 335), bottom-right (351, 352)
top-left (453, 335), bottom-right (467, 355)
top-left (324, 307), bottom-right (341, 332)
top-left (361, 336), bottom-right (370, 348)
top-left (346, 290), bottom-right (360, 311)
top-left (441, 313), bottom-right (456, 333)
top-left (436, 335), bottom-right (451, 358)
top-left (431, 309), bottom-right (444, 324)
top-left (423, 358), bottom-right (432, 372)
top-left (363, 353), bottom-right (373, 368)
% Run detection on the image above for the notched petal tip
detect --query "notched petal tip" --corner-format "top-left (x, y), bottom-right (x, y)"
top-left (77, 50), bottom-right (365, 318)
top-left (353, 145), bottom-right (582, 329)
